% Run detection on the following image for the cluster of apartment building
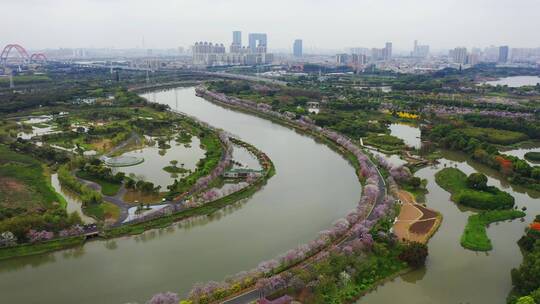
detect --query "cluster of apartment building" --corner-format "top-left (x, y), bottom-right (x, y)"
top-left (448, 45), bottom-right (540, 66)
top-left (192, 31), bottom-right (273, 66)
top-left (336, 42), bottom-right (393, 66)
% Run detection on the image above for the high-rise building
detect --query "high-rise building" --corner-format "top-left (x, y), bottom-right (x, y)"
top-left (371, 48), bottom-right (385, 61)
top-left (511, 47), bottom-right (540, 63)
top-left (383, 42), bottom-right (392, 60)
top-left (233, 31), bottom-right (242, 46)
top-left (350, 47), bottom-right (370, 56)
top-left (450, 47), bottom-right (468, 64)
top-left (230, 31), bottom-right (243, 53)
top-left (498, 46), bottom-right (509, 63)
top-left (293, 39), bottom-right (303, 57)
top-left (194, 38), bottom-right (272, 66)
top-left (468, 53), bottom-right (479, 66)
top-left (351, 54), bottom-right (367, 65)
top-left (336, 54), bottom-right (349, 65)
top-left (411, 40), bottom-right (430, 58)
top-left (248, 33), bottom-right (267, 52)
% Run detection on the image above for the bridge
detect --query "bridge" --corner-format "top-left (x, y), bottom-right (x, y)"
top-left (71, 62), bottom-right (154, 72)
top-left (1, 44), bottom-right (48, 67)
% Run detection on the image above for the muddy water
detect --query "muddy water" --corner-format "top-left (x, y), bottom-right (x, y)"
top-left (0, 87), bottom-right (361, 304)
top-left (359, 123), bottom-right (540, 304)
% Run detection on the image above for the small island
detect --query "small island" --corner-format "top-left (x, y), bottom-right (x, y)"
top-left (524, 151), bottom-right (540, 163)
top-left (163, 160), bottom-right (190, 174)
top-left (436, 168), bottom-right (525, 251)
top-left (436, 168), bottom-right (514, 210)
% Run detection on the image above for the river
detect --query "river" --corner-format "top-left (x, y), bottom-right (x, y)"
top-left (483, 76), bottom-right (540, 87)
top-left (0, 87), bottom-right (361, 304)
top-left (358, 124), bottom-right (540, 304)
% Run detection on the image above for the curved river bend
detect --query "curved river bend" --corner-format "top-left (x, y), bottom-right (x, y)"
top-left (0, 87), bottom-right (361, 304)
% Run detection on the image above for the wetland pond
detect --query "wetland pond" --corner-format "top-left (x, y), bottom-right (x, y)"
top-left (359, 124), bottom-right (540, 304)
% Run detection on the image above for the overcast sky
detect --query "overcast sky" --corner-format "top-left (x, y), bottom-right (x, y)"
top-left (1, 0), bottom-right (539, 52)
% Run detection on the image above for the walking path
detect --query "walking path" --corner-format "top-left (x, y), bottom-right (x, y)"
top-left (201, 92), bottom-right (388, 304)
top-left (393, 190), bottom-right (441, 244)
top-left (75, 177), bottom-right (130, 224)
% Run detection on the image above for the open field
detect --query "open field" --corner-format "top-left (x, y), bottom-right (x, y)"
top-left (0, 145), bottom-right (61, 211)
top-left (462, 127), bottom-right (528, 145)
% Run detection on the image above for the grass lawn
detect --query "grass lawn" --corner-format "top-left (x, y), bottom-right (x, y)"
top-left (461, 210), bottom-right (526, 251)
top-left (75, 171), bottom-right (121, 196)
top-left (462, 127), bottom-right (528, 145)
top-left (364, 134), bottom-right (405, 152)
top-left (84, 201), bottom-right (121, 222)
top-left (0, 145), bottom-right (63, 210)
top-left (435, 167), bottom-right (514, 210)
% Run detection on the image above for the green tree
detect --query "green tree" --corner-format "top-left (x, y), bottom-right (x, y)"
top-left (516, 296), bottom-right (535, 304)
top-left (466, 173), bottom-right (488, 190)
top-left (409, 177), bottom-right (422, 189)
top-left (398, 242), bottom-right (428, 268)
top-left (511, 245), bottom-right (540, 295)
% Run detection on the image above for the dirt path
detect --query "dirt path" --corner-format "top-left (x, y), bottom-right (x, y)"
top-left (393, 190), bottom-right (441, 243)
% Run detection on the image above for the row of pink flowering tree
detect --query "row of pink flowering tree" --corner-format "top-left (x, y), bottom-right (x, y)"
top-left (142, 88), bottom-right (399, 304)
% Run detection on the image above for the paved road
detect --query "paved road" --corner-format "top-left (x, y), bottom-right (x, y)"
top-left (197, 71), bottom-right (288, 86)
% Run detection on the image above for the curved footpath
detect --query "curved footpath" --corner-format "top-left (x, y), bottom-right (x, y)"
top-left (75, 177), bottom-right (130, 223)
top-left (194, 87), bottom-right (388, 304)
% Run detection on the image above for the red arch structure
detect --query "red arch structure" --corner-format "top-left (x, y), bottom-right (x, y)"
top-left (30, 53), bottom-right (47, 62)
top-left (0, 44), bottom-right (30, 65)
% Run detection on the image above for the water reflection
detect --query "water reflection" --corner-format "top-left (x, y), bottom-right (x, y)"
top-left (401, 266), bottom-right (426, 284)
top-left (359, 151), bottom-right (540, 304)
top-left (502, 146), bottom-right (540, 166)
top-left (112, 137), bottom-right (205, 189)
top-left (0, 87), bottom-right (361, 304)
top-left (389, 123), bottom-right (421, 149)
top-left (51, 173), bottom-right (96, 224)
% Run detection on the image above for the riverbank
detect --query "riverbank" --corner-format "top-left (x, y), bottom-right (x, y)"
top-left (0, 136), bottom-right (274, 260)
top-left (103, 137), bottom-right (275, 238)
top-left (0, 236), bottom-right (85, 261)
top-left (196, 88), bottom-right (363, 173)
top-left (176, 87), bottom-right (397, 304)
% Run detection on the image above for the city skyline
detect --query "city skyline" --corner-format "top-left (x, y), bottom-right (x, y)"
top-left (1, 0), bottom-right (539, 51)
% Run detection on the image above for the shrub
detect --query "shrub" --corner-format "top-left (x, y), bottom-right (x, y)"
top-left (455, 187), bottom-right (515, 210)
top-left (516, 296), bottom-right (535, 304)
top-left (398, 242), bottom-right (428, 268)
top-left (466, 173), bottom-right (488, 190)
